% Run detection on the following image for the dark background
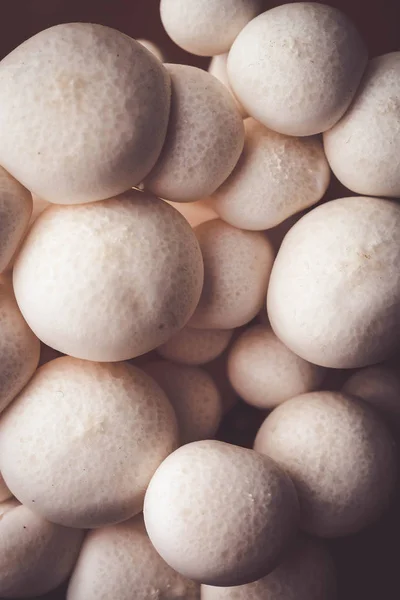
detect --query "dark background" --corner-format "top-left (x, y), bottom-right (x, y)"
top-left (0, 1), bottom-right (399, 599)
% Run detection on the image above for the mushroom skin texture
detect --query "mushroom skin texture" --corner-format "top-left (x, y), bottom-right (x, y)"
top-left (227, 325), bottom-right (326, 410)
top-left (255, 391), bottom-right (398, 537)
top-left (142, 360), bottom-right (223, 444)
top-left (0, 23), bottom-right (171, 204)
top-left (160, 0), bottom-right (262, 56)
top-left (227, 2), bottom-right (368, 136)
top-left (190, 219), bottom-right (275, 330)
top-left (324, 52), bottom-right (400, 198)
top-left (144, 440), bottom-right (299, 587)
top-left (211, 118), bottom-right (330, 231)
top-left (0, 357), bottom-right (179, 529)
top-left (0, 499), bottom-right (84, 598)
top-left (0, 166), bottom-right (32, 273)
top-left (342, 365), bottom-right (400, 429)
top-left (157, 325), bottom-right (233, 366)
top-left (201, 535), bottom-right (337, 600)
top-left (13, 190), bottom-right (204, 362)
top-left (0, 282), bottom-right (40, 415)
top-left (267, 196), bottom-right (400, 369)
top-left (144, 64), bottom-right (244, 202)
top-left (67, 514), bottom-right (200, 600)
top-left (208, 54), bottom-right (246, 117)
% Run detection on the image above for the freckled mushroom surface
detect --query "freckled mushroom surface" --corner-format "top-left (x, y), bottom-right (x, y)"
top-left (190, 219), bottom-right (275, 330)
top-left (0, 499), bottom-right (84, 598)
top-left (201, 535), bottom-right (337, 600)
top-left (160, 0), bottom-right (262, 56)
top-left (228, 2), bottom-right (367, 136)
top-left (0, 281), bottom-right (40, 416)
top-left (324, 52), bottom-right (400, 198)
top-left (267, 196), bottom-right (400, 369)
top-left (211, 118), bottom-right (330, 231)
top-left (0, 23), bottom-right (171, 204)
top-left (255, 391), bottom-right (397, 537)
top-left (0, 357), bottom-right (179, 528)
top-left (144, 440), bottom-right (299, 587)
top-left (67, 514), bottom-right (200, 600)
top-left (144, 64), bottom-right (244, 202)
top-left (13, 190), bottom-right (204, 362)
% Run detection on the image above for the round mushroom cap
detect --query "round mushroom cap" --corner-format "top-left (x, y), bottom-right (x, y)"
top-left (254, 391), bottom-right (398, 537)
top-left (190, 219), bottom-right (275, 330)
top-left (160, 0), bottom-right (262, 56)
top-left (0, 23), bottom-right (171, 204)
top-left (142, 360), bottom-right (223, 444)
top-left (0, 357), bottom-right (178, 528)
top-left (144, 64), bottom-right (244, 202)
top-left (0, 282), bottom-right (40, 415)
top-left (267, 196), bottom-right (400, 369)
top-left (144, 440), bottom-right (299, 587)
top-left (67, 514), bottom-right (199, 600)
top-left (157, 325), bottom-right (233, 365)
top-left (342, 365), bottom-right (400, 428)
top-left (0, 472), bottom-right (11, 502)
top-left (324, 52), bottom-right (400, 197)
top-left (228, 325), bottom-right (326, 410)
top-left (0, 500), bottom-right (84, 598)
top-left (13, 190), bottom-right (204, 362)
top-left (227, 3), bottom-right (367, 136)
top-left (212, 118), bottom-right (331, 230)
top-left (0, 166), bottom-right (32, 273)
top-left (208, 54), bottom-right (246, 118)
top-left (201, 535), bottom-right (337, 600)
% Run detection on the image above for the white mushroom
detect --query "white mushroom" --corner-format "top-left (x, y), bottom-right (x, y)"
top-left (0, 23), bottom-right (171, 204)
top-left (0, 357), bottom-right (178, 528)
top-left (144, 440), bottom-right (299, 586)
top-left (228, 3), bottom-right (367, 135)
top-left (13, 190), bottom-right (204, 362)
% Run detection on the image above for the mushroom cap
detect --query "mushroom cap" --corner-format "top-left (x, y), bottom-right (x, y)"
top-left (228, 2), bottom-right (367, 136)
top-left (0, 23), bottom-right (171, 204)
top-left (13, 190), bottom-right (204, 362)
top-left (144, 440), bottom-right (299, 586)
top-left (0, 357), bottom-right (179, 528)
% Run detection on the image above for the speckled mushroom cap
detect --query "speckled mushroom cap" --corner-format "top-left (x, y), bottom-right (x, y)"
top-left (208, 54), bottom-right (246, 118)
top-left (142, 360), bottom-right (223, 444)
top-left (324, 52), bottom-right (400, 197)
top-left (0, 166), bottom-right (32, 273)
top-left (160, 0), bottom-right (262, 56)
top-left (190, 219), bottom-right (275, 330)
top-left (0, 499), bottom-right (84, 598)
top-left (227, 325), bottom-right (326, 410)
top-left (144, 440), bottom-right (299, 587)
top-left (201, 535), bottom-right (337, 600)
top-left (13, 190), bottom-right (204, 362)
top-left (0, 23), bottom-right (171, 204)
top-left (144, 64), bottom-right (244, 202)
top-left (227, 3), bottom-right (367, 136)
top-left (0, 357), bottom-right (178, 528)
top-left (267, 196), bottom-right (400, 369)
top-left (0, 472), bottom-right (11, 502)
top-left (0, 282), bottom-right (40, 415)
top-left (67, 514), bottom-right (199, 600)
top-left (211, 118), bottom-right (331, 230)
top-left (157, 325), bottom-right (233, 366)
top-left (254, 391), bottom-right (398, 537)
top-left (342, 365), bottom-right (400, 428)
